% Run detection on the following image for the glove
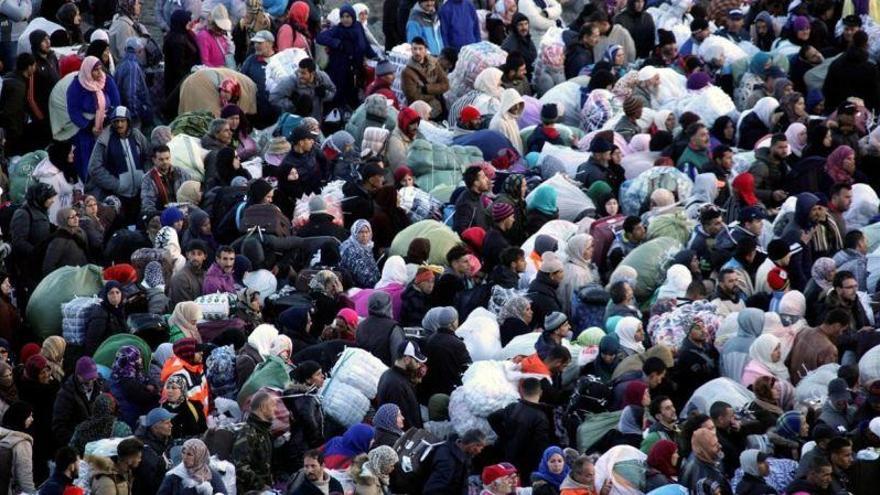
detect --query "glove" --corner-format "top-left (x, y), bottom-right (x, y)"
top-left (315, 85), bottom-right (327, 98)
top-left (0, 242), bottom-right (10, 260)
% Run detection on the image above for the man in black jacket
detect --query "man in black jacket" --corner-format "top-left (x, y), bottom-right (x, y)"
top-left (376, 341), bottom-right (427, 428)
top-left (488, 378), bottom-right (553, 479)
top-left (423, 429), bottom-right (487, 495)
top-left (452, 165), bottom-right (492, 234)
top-left (132, 408), bottom-right (173, 495)
top-left (500, 13), bottom-right (537, 78)
top-left (341, 161), bottom-right (383, 228)
top-left (488, 247), bottom-right (525, 291)
top-left (527, 251), bottom-right (565, 329)
top-left (287, 449), bottom-right (345, 495)
top-left (356, 291), bottom-right (406, 367)
top-left (52, 357), bottom-right (106, 446)
top-left (295, 196), bottom-right (349, 240)
top-left (400, 267), bottom-right (435, 327)
top-left (421, 306), bottom-right (471, 399)
top-left (785, 455), bottom-right (834, 495)
top-left (280, 361), bottom-right (326, 478)
top-left (38, 446), bottom-right (79, 495)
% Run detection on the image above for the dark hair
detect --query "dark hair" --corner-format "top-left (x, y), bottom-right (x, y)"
top-left (832, 270), bottom-right (855, 288)
top-left (117, 437), bottom-right (144, 458)
top-left (686, 280), bottom-right (708, 298)
top-left (217, 245), bottom-right (235, 257)
top-left (609, 280), bottom-right (630, 304)
top-left (623, 216), bottom-right (642, 234)
top-left (735, 236), bottom-right (758, 259)
top-left (643, 356), bottom-right (667, 376)
top-left (844, 230), bottom-right (864, 250)
top-left (460, 428), bottom-right (487, 445)
top-left (463, 165), bottom-right (483, 189)
top-left (55, 446), bottom-right (79, 470)
top-left (522, 377), bottom-right (543, 396)
top-left (579, 22), bottom-right (596, 38)
top-left (685, 122), bottom-right (705, 139)
top-left (712, 145), bottom-right (732, 158)
top-left (586, 9), bottom-right (609, 23)
top-left (542, 344), bottom-right (572, 363)
top-left (853, 30), bottom-right (869, 49)
top-left (587, 69), bottom-right (615, 91)
top-left (649, 395), bottom-right (672, 418)
top-left (16, 52), bottom-right (35, 72)
top-left (838, 364), bottom-right (859, 387)
top-left (304, 449), bottom-right (325, 464)
top-left (299, 58), bottom-right (316, 72)
top-left (808, 455), bottom-right (832, 474)
top-left (500, 247), bottom-right (525, 267)
top-left (824, 308), bottom-right (851, 326)
top-left (827, 436), bottom-right (852, 454)
top-left (446, 244), bottom-right (470, 265)
top-left (709, 401), bottom-right (732, 420)
top-left (295, 92), bottom-right (314, 116)
top-left (152, 144), bottom-right (171, 156)
top-left (830, 182), bottom-right (853, 197)
top-left (411, 36), bottom-right (427, 47)
top-left (770, 133), bottom-right (788, 145)
top-left (719, 268), bottom-right (737, 280)
top-left (503, 51), bottom-right (526, 73)
top-left (699, 207), bottom-right (722, 225)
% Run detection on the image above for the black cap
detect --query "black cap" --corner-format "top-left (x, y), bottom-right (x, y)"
top-left (541, 103), bottom-right (559, 122)
top-left (738, 206), bottom-right (765, 223)
top-left (361, 162), bottom-right (384, 180)
top-left (843, 14), bottom-right (863, 27)
top-left (691, 18), bottom-right (709, 32)
top-left (767, 239), bottom-right (790, 262)
top-left (291, 125), bottom-right (319, 143)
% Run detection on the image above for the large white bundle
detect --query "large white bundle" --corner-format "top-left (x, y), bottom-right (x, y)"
top-left (167, 134), bottom-right (208, 181)
top-left (445, 42), bottom-right (508, 106)
top-left (681, 378), bottom-right (754, 418)
top-left (668, 87), bottom-right (736, 125)
top-left (621, 151), bottom-right (658, 180)
top-left (449, 387), bottom-right (497, 441)
top-left (527, 171), bottom-right (596, 220)
top-left (210, 458), bottom-right (237, 495)
top-left (653, 68), bottom-right (689, 106)
top-left (860, 341), bottom-right (880, 387)
top-left (419, 120), bottom-right (454, 146)
top-left (540, 80), bottom-right (589, 127)
top-left (867, 246), bottom-right (880, 297)
top-left (388, 44), bottom-right (412, 105)
top-left (330, 347), bottom-right (389, 399)
top-left (456, 308), bottom-right (502, 361)
top-left (594, 445), bottom-right (648, 495)
top-left (321, 379), bottom-right (370, 427)
top-left (85, 437), bottom-right (127, 457)
top-left (520, 219), bottom-right (578, 256)
top-left (697, 35), bottom-right (748, 65)
top-left (844, 183), bottom-right (879, 231)
top-left (459, 360), bottom-right (521, 417)
top-left (18, 18), bottom-right (65, 55)
top-left (537, 144), bottom-right (588, 177)
top-left (795, 363), bottom-right (840, 405)
top-left (647, 0), bottom-right (693, 35)
top-left (265, 48), bottom-right (309, 93)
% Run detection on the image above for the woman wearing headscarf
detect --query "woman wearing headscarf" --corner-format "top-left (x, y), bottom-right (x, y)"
top-left (530, 446), bottom-right (570, 494)
top-left (742, 334), bottom-right (791, 387)
top-left (449, 67), bottom-right (503, 128)
top-left (157, 438), bottom-right (228, 494)
top-left (615, 316), bottom-right (645, 357)
top-left (372, 403), bottom-right (405, 448)
top-left (13, 354), bottom-right (57, 480)
top-left (486, 0), bottom-right (517, 44)
top-left (737, 449), bottom-right (777, 495)
top-left (745, 375), bottom-right (785, 432)
top-left (84, 280), bottom-right (127, 355)
top-left (168, 301), bottom-right (203, 343)
top-left (804, 257), bottom-right (836, 321)
top-left (0, 401), bottom-right (35, 494)
top-left (277, 1), bottom-right (312, 52)
top-left (322, 423), bottom-right (375, 470)
top-left (235, 323), bottom-right (278, 389)
top-left (489, 88), bottom-right (526, 153)
top-left (775, 92), bottom-right (807, 132)
top-left (231, 0), bottom-right (273, 66)
top-left (738, 96), bottom-right (779, 150)
top-left (69, 393), bottom-right (133, 454)
top-left (307, 270), bottom-right (348, 333)
top-left (67, 56), bottom-right (120, 182)
top-left (221, 104), bottom-right (258, 161)
top-left (498, 296), bottom-right (533, 346)
top-left (317, 4), bottom-right (378, 111)
top-left (205, 147), bottom-right (251, 192)
top-left (494, 174), bottom-right (528, 245)
top-left (340, 219), bottom-right (381, 288)
top-left (161, 374), bottom-right (208, 439)
top-left (354, 256), bottom-right (407, 318)
top-left (602, 44), bottom-right (628, 79)
top-left (655, 264), bottom-right (693, 303)
top-left (370, 186), bottom-right (412, 253)
top-left (0, 361), bottom-right (18, 418)
top-left (351, 445), bottom-right (399, 494)
top-left (42, 206), bottom-right (89, 275)
top-left (822, 145), bottom-right (863, 193)
top-left (802, 122), bottom-right (834, 159)
top-left (39, 335), bottom-right (66, 383)
top-left (163, 10), bottom-right (201, 95)
top-left (181, 209), bottom-right (218, 260)
top-left (785, 123), bottom-right (807, 158)
top-left (110, 345), bottom-right (160, 428)
top-left (559, 234), bottom-right (600, 315)
top-left (773, 411), bottom-right (807, 459)
top-left (771, 78), bottom-right (793, 102)
top-left (108, 0), bottom-right (152, 63)
top-left (150, 343), bottom-right (174, 384)
top-left (709, 115), bottom-right (736, 149)
top-left (735, 51), bottom-right (772, 110)
top-left (525, 186), bottom-right (559, 237)
top-left (720, 308), bottom-right (765, 381)
top-left (581, 334), bottom-right (621, 381)
top-left (645, 439), bottom-right (679, 491)
top-left (155, 225), bottom-right (186, 274)
top-left (33, 141), bottom-right (81, 227)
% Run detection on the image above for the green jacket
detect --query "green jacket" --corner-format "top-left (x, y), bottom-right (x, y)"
top-left (232, 414), bottom-right (274, 492)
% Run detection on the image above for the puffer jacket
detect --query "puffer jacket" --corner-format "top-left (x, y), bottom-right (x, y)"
top-left (280, 383), bottom-right (325, 471)
top-left (405, 2), bottom-right (444, 54)
top-left (0, 428), bottom-right (35, 495)
top-left (42, 228), bottom-right (90, 275)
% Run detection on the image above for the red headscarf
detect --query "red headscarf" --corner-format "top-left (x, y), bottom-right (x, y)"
top-left (647, 439), bottom-right (678, 478)
top-left (825, 145), bottom-right (855, 184)
top-left (622, 380), bottom-right (648, 408)
top-left (732, 172), bottom-right (759, 206)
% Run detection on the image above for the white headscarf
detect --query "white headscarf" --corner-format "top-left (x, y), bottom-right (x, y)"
top-left (656, 264), bottom-right (692, 300)
top-left (748, 333), bottom-right (790, 381)
top-left (753, 96), bottom-right (780, 127)
top-left (616, 316), bottom-right (645, 354)
top-left (375, 255), bottom-right (408, 289)
top-left (248, 324), bottom-right (279, 357)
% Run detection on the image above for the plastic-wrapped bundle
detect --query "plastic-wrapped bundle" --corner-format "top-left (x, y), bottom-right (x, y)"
top-left (579, 88), bottom-right (616, 133)
top-left (619, 166), bottom-right (693, 217)
top-left (696, 35), bottom-right (749, 65)
top-left (732, 150), bottom-right (756, 176)
top-left (458, 361), bottom-right (523, 416)
top-left (669, 86), bottom-right (736, 127)
top-left (594, 445), bottom-right (648, 495)
top-left (389, 220), bottom-right (462, 265)
top-left (445, 42), bottom-right (508, 107)
top-left (578, 131), bottom-right (631, 155)
top-left (647, 300), bottom-right (722, 349)
top-left (167, 134), bottom-right (208, 181)
top-left (680, 377), bottom-right (754, 418)
top-left (647, 0), bottom-right (693, 35)
top-left (795, 363), bottom-right (840, 405)
top-left (28, 264), bottom-right (105, 339)
top-left (859, 343), bottom-right (880, 387)
top-left (329, 347), bottom-right (389, 399)
top-left (615, 237), bottom-right (682, 301)
top-left (293, 193), bottom-right (343, 228)
top-left (456, 308), bottom-right (502, 361)
top-left (210, 458), bottom-right (236, 495)
top-left (387, 44), bottom-right (412, 105)
top-left (651, 68), bottom-right (688, 106)
top-left (536, 144), bottom-right (588, 177)
top-left (495, 332), bottom-right (583, 384)
top-left (712, 313), bottom-right (740, 352)
top-left (646, 212), bottom-right (693, 245)
top-left (844, 183), bottom-right (879, 231)
top-left (520, 124), bottom-right (584, 148)
top-left (321, 379), bottom-right (370, 427)
top-left (533, 27), bottom-right (566, 96)
top-left (526, 172), bottom-right (596, 221)
top-left (541, 79), bottom-right (591, 128)
top-left (397, 186), bottom-right (443, 222)
top-left (406, 139), bottom-right (483, 193)
top-left (449, 387), bottom-right (498, 442)
top-left (520, 219), bottom-right (578, 258)
top-left (265, 48), bottom-right (309, 93)
top-left (419, 120), bottom-right (454, 146)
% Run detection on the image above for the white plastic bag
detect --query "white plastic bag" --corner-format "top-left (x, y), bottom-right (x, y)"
top-left (456, 308), bottom-right (502, 361)
top-left (329, 347), bottom-right (389, 399)
top-left (527, 171), bottom-right (595, 221)
top-left (680, 377), bottom-right (754, 418)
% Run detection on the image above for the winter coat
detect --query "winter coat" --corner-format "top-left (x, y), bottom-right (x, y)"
top-left (108, 14), bottom-right (150, 62)
top-left (232, 414), bottom-right (273, 492)
top-left (195, 29), bottom-right (231, 68)
top-left (110, 375), bottom-right (160, 429)
top-left (406, 3), bottom-right (444, 55)
top-left (316, 6), bottom-right (377, 109)
top-left (115, 52), bottom-right (153, 125)
top-left (500, 317), bottom-right (530, 346)
top-left (376, 366), bottom-right (423, 428)
top-left (386, 126), bottom-right (417, 171)
top-left (286, 470), bottom-right (344, 495)
top-left (9, 199), bottom-right (53, 265)
top-left (339, 234), bottom-right (381, 286)
top-left (87, 126), bottom-right (149, 199)
top-left (37, 470), bottom-right (74, 495)
top-left (489, 89), bottom-right (525, 153)
top-left (439, 0), bottom-right (480, 50)
top-left (68, 76), bottom-right (122, 181)
top-left (355, 312), bottom-right (406, 367)
top-left (738, 112), bottom-right (771, 152)
top-left (452, 189), bottom-right (491, 233)
top-left (88, 455), bottom-right (132, 495)
top-left (268, 69), bottom-right (336, 121)
top-left (423, 438), bottom-right (471, 495)
top-left (833, 249), bottom-right (868, 291)
top-left (422, 327), bottom-right (471, 397)
top-left (823, 47), bottom-right (880, 112)
top-left (527, 271), bottom-right (562, 329)
top-left (488, 400), bottom-right (553, 480)
top-left (141, 166), bottom-right (192, 220)
top-left (680, 455), bottom-right (731, 495)
top-left (162, 399), bottom-right (207, 439)
top-left (564, 40), bottom-right (594, 79)
top-left (780, 193), bottom-right (818, 292)
top-left (735, 472), bottom-right (778, 495)
top-left (163, 12), bottom-right (201, 94)
top-left (156, 468), bottom-right (228, 495)
top-left (517, 0), bottom-right (561, 45)
top-left (0, 73), bottom-right (27, 143)
top-left (0, 428), bottom-right (35, 495)
top-left (482, 228), bottom-right (511, 273)
top-left (401, 55), bottom-right (449, 120)
top-left (52, 375), bottom-right (106, 447)
top-left (240, 54), bottom-right (277, 126)
top-left (281, 383), bottom-right (325, 469)
top-left (167, 263), bottom-right (205, 307)
top-left (202, 263), bottom-right (235, 294)
top-left (400, 284), bottom-right (432, 327)
top-left (85, 302), bottom-right (128, 356)
top-left (614, 2), bottom-right (655, 58)
top-left (296, 213), bottom-right (348, 240)
top-left (42, 228), bottom-right (90, 275)
top-left (280, 149), bottom-right (325, 196)
top-left (501, 20), bottom-right (537, 77)
top-left (132, 428), bottom-right (171, 495)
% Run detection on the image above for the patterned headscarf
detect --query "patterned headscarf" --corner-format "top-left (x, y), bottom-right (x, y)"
top-left (181, 439), bottom-right (212, 483)
top-left (602, 44), bottom-right (623, 65)
top-left (40, 336), bottom-right (66, 382)
top-left (366, 446), bottom-right (399, 484)
top-left (810, 257), bottom-right (836, 290)
top-left (350, 219), bottom-right (373, 250)
top-left (373, 403), bottom-right (403, 434)
top-left (502, 174), bottom-right (526, 202)
top-left (111, 345), bottom-right (145, 382)
top-left (163, 374), bottom-right (189, 406)
top-left (308, 270), bottom-right (343, 296)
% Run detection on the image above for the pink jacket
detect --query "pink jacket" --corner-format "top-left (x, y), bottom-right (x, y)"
top-left (351, 283), bottom-right (405, 320)
top-left (196, 29), bottom-right (230, 67)
top-left (276, 25), bottom-right (311, 53)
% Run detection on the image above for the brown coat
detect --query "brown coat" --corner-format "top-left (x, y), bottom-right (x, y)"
top-left (787, 327), bottom-right (838, 385)
top-left (87, 455), bottom-right (132, 495)
top-left (401, 56), bottom-right (449, 119)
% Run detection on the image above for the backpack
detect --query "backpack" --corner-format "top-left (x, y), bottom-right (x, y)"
top-left (391, 428), bottom-right (442, 494)
top-left (63, 296), bottom-right (102, 345)
top-left (589, 215), bottom-right (624, 274)
top-left (240, 203), bottom-right (291, 237)
top-left (570, 283), bottom-right (610, 334)
top-left (127, 313), bottom-right (169, 347)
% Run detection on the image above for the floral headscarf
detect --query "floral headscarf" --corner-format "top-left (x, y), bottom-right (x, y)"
top-left (308, 269), bottom-right (343, 296)
top-left (542, 44), bottom-right (565, 69)
top-left (810, 257), bottom-right (836, 290)
top-left (502, 174), bottom-right (526, 202)
top-left (581, 89), bottom-right (613, 133)
top-left (111, 345), bottom-right (145, 382)
top-left (350, 219), bottom-right (373, 250)
top-left (40, 336), bottom-right (66, 382)
top-left (181, 438), bottom-right (212, 483)
top-left (163, 374), bottom-right (189, 406)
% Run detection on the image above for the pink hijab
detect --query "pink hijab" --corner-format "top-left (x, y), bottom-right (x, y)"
top-left (78, 56), bottom-right (107, 133)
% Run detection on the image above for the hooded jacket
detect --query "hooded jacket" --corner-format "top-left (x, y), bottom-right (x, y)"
top-left (354, 294), bottom-right (406, 367)
top-left (489, 88), bottom-right (525, 153)
top-left (439, 0), bottom-right (480, 50)
top-left (748, 147), bottom-right (788, 205)
top-left (87, 119), bottom-right (149, 199)
top-left (268, 68), bottom-right (336, 121)
top-left (823, 45), bottom-right (880, 112)
top-left (685, 173), bottom-right (721, 220)
top-left (501, 13), bottom-right (538, 76)
top-left (780, 193), bottom-right (820, 291)
top-left (386, 107), bottom-right (422, 169)
top-left (0, 427), bottom-right (34, 494)
top-left (406, 2), bottom-right (444, 54)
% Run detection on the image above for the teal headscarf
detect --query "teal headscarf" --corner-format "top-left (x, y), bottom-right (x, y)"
top-left (527, 186), bottom-right (558, 215)
top-left (749, 52), bottom-right (772, 77)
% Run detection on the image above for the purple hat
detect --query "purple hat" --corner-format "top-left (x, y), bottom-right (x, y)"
top-left (686, 71), bottom-right (712, 90)
top-left (492, 202), bottom-right (515, 223)
top-left (75, 356), bottom-right (99, 381)
top-left (792, 15), bottom-right (810, 32)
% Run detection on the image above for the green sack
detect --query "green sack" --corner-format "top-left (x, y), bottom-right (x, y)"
top-left (237, 355), bottom-right (290, 405)
top-left (170, 111), bottom-right (216, 138)
top-left (646, 212), bottom-right (693, 246)
top-left (389, 220), bottom-right (462, 266)
top-left (93, 334), bottom-right (152, 369)
top-left (616, 237), bottom-right (682, 301)
top-left (576, 410), bottom-right (622, 453)
top-left (407, 139), bottom-right (483, 192)
top-left (27, 264), bottom-right (104, 339)
top-left (9, 150), bottom-right (47, 205)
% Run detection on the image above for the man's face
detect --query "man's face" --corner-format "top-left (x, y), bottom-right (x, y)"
top-left (255, 40), bottom-right (273, 57)
top-left (151, 419), bottom-right (173, 438)
top-left (340, 12), bottom-right (354, 26)
top-left (843, 25), bottom-right (860, 42)
top-left (113, 118), bottom-right (129, 135)
top-left (832, 446), bottom-right (854, 470)
top-left (411, 43), bottom-right (427, 63)
top-left (39, 36), bottom-right (50, 54)
top-left (452, 256), bottom-right (471, 276)
top-left (420, 0), bottom-right (435, 13)
top-left (583, 27), bottom-right (599, 47)
top-left (298, 137), bottom-right (315, 152)
top-left (757, 460), bottom-right (770, 477)
top-left (515, 64), bottom-right (527, 80)
top-left (658, 399), bottom-right (677, 424)
top-left (187, 249), bottom-right (206, 269)
top-left (550, 269), bottom-right (565, 285)
top-left (594, 150), bottom-right (610, 164)
top-left (513, 256), bottom-right (527, 273)
top-left (417, 278), bottom-right (435, 294)
top-left (692, 128), bottom-right (710, 150)
top-left (647, 369), bottom-right (665, 388)
top-left (218, 251), bottom-right (235, 272)
top-left (704, 216), bottom-right (724, 236)
top-left (832, 188), bottom-right (853, 212)
top-left (630, 223), bottom-right (646, 242)
top-left (572, 463), bottom-right (595, 486)
top-left (694, 28), bottom-right (710, 42)
top-left (298, 68), bottom-right (315, 85)
top-left (805, 46), bottom-right (823, 64)
top-left (727, 17), bottom-right (743, 32)
top-left (126, 452), bottom-right (143, 469)
top-left (838, 277), bottom-right (858, 302)
top-left (153, 151), bottom-right (172, 172)
top-left (809, 204), bottom-right (826, 223)
top-left (516, 19), bottom-right (529, 37)
top-left (303, 456), bottom-right (323, 481)
top-left (720, 273), bottom-right (739, 294)
top-left (715, 407), bottom-right (734, 429)
top-left (809, 465), bottom-right (834, 489)
top-left (474, 171), bottom-right (490, 193)
top-left (744, 218), bottom-right (763, 236)
top-left (771, 141), bottom-right (789, 160)
top-left (463, 441), bottom-right (486, 456)
top-left (660, 43), bottom-right (677, 60)
top-left (838, 114), bottom-right (855, 134)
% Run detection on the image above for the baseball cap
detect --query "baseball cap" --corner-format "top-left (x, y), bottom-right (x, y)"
top-left (482, 463), bottom-right (517, 485)
top-left (738, 206), bottom-right (765, 224)
top-left (827, 378), bottom-right (852, 403)
top-left (250, 30), bottom-right (275, 43)
top-left (145, 407), bottom-right (176, 427)
top-left (727, 8), bottom-right (744, 19)
top-left (399, 340), bottom-right (427, 363)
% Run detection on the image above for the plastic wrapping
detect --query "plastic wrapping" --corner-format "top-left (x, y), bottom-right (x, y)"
top-left (329, 347), bottom-right (389, 399)
top-left (456, 308), bottom-right (502, 361)
top-left (680, 377), bottom-right (755, 418)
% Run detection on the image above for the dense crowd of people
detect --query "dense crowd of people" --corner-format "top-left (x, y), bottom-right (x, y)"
top-left (3, 0), bottom-right (880, 493)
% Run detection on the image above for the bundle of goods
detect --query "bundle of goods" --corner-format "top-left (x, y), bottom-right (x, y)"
top-left (646, 211), bottom-right (693, 245)
top-left (795, 363), bottom-right (840, 406)
top-left (9, 150), bottom-right (47, 204)
top-left (388, 44), bottom-right (413, 106)
top-left (445, 42), bottom-right (508, 107)
top-left (49, 73), bottom-right (77, 141)
top-left (844, 183), bottom-right (880, 231)
top-left (178, 68), bottom-right (258, 116)
top-left (667, 86), bottom-right (736, 128)
top-left (194, 293), bottom-right (236, 320)
top-left (541, 78), bottom-right (591, 128)
top-left (389, 220), bottom-right (462, 265)
top-left (264, 48), bottom-right (309, 93)
top-left (321, 348), bottom-right (388, 426)
top-left (520, 123), bottom-right (585, 148)
top-left (397, 186), bottom-right (444, 223)
top-left (27, 264), bottom-right (104, 339)
top-left (651, 68), bottom-right (689, 107)
top-left (619, 166), bottom-right (693, 216)
top-left (647, 300), bottom-right (722, 349)
top-left (293, 187), bottom-right (345, 228)
top-left (520, 219), bottom-right (578, 258)
top-left (647, 0), bottom-right (693, 41)
top-left (407, 139), bottom-right (483, 196)
top-left (614, 237), bottom-right (683, 301)
top-left (169, 111), bottom-right (215, 138)
top-left (448, 360), bottom-right (547, 442)
top-left (680, 377), bottom-right (754, 418)
top-left (696, 35), bottom-right (749, 65)
top-left (93, 334), bottom-right (152, 369)
top-left (418, 119), bottom-right (455, 146)
top-left (594, 445), bottom-right (648, 495)
top-left (533, 27), bottom-right (566, 96)
top-left (859, 344), bottom-right (880, 387)
top-left (167, 134), bottom-right (208, 181)
top-left (526, 172), bottom-right (595, 221)
top-left (496, 332), bottom-right (584, 385)
top-left (456, 308), bottom-right (502, 361)
top-left (536, 143), bottom-right (588, 177)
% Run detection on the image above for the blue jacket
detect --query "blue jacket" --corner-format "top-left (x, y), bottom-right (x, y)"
top-left (406, 3), bottom-right (444, 55)
top-left (240, 54), bottom-right (275, 125)
top-left (115, 50), bottom-right (153, 125)
top-left (439, 0), bottom-right (480, 50)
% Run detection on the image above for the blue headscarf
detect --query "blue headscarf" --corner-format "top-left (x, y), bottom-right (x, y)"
top-left (373, 403), bottom-right (403, 434)
top-left (749, 52), bottom-right (771, 77)
top-left (531, 446), bottom-right (570, 488)
top-left (323, 423), bottom-right (375, 458)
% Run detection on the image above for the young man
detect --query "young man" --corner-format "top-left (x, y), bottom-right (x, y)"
top-left (564, 23), bottom-right (598, 79)
top-left (286, 450), bottom-right (344, 495)
top-left (141, 144), bottom-right (193, 221)
top-left (203, 245), bottom-right (236, 294)
top-left (167, 240), bottom-right (208, 306)
top-left (401, 36), bottom-right (449, 120)
top-left (500, 14), bottom-right (536, 79)
top-left (641, 395), bottom-right (680, 451)
top-left (489, 246), bottom-right (526, 291)
top-left (526, 103), bottom-right (565, 153)
top-left (488, 378), bottom-right (552, 480)
top-left (614, 97), bottom-right (643, 142)
top-left (452, 165), bottom-right (492, 233)
top-left (269, 57), bottom-right (336, 120)
top-left (233, 391), bottom-right (276, 492)
top-left (788, 309), bottom-right (850, 385)
top-left (365, 60), bottom-right (399, 108)
top-left (376, 341), bottom-right (428, 428)
top-left (400, 267), bottom-right (435, 327)
top-left (87, 106), bottom-right (149, 219)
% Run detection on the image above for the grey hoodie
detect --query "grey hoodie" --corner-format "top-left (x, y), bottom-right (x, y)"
top-left (0, 427), bottom-right (35, 494)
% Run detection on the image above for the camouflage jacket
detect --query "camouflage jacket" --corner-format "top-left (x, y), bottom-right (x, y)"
top-left (232, 414), bottom-right (274, 492)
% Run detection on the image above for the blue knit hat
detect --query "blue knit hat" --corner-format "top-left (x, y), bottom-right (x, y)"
top-left (160, 206), bottom-right (185, 227)
top-left (806, 89), bottom-right (824, 114)
top-left (776, 411), bottom-right (803, 440)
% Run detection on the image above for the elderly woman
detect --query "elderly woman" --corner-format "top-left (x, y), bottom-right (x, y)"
top-left (616, 316), bottom-right (646, 357)
top-left (340, 219), bottom-right (381, 288)
top-left (39, 336), bottom-right (66, 383)
top-left (742, 333), bottom-right (791, 387)
top-left (157, 438), bottom-right (228, 494)
top-left (559, 234), bottom-right (600, 316)
top-left (498, 295), bottom-right (533, 346)
top-left (43, 207), bottom-right (90, 275)
top-left (110, 345), bottom-right (160, 428)
top-left (67, 56), bottom-right (121, 182)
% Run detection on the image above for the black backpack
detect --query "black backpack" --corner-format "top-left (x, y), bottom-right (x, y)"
top-left (564, 374), bottom-right (613, 440)
top-left (390, 428), bottom-right (443, 495)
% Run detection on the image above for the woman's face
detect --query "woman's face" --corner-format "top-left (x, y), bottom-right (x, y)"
top-left (583, 242), bottom-right (594, 261)
top-left (641, 388), bottom-right (651, 407)
top-left (671, 451), bottom-right (680, 467)
top-left (396, 410), bottom-right (405, 429)
top-left (66, 210), bottom-right (80, 229)
top-left (519, 180), bottom-right (528, 199)
top-left (794, 97), bottom-right (806, 117)
top-left (358, 10), bottom-right (368, 23)
top-left (756, 20), bottom-right (768, 35)
top-left (226, 114), bottom-right (240, 131)
top-left (357, 227), bottom-right (372, 245)
top-left (770, 344), bottom-right (781, 363)
top-left (614, 50), bottom-right (625, 66)
top-left (219, 88), bottom-right (231, 102)
top-left (633, 324), bottom-right (644, 343)
top-left (73, 8), bottom-right (81, 24)
top-left (401, 175), bottom-right (414, 187)
top-left (523, 303), bottom-right (534, 325)
top-left (0, 366), bottom-right (12, 387)
top-left (797, 128), bottom-right (807, 146)
top-left (547, 454), bottom-right (565, 474)
top-left (85, 197), bottom-right (98, 217)
top-left (796, 27), bottom-right (810, 41)
top-left (340, 12), bottom-right (353, 26)
top-left (37, 366), bottom-right (51, 384)
top-left (165, 383), bottom-right (182, 402)
top-left (770, 382), bottom-right (781, 401)
top-left (611, 148), bottom-right (622, 164)
top-left (605, 198), bottom-right (619, 216)
top-left (724, 121), bottom-right (735, 140)
top-left (843, 153), bottom-right (856, 174)
top-left (182, 448), bottom-right (196, 468)
top-left (91, 66), bottom-right (102, 80)
top-left (601, 352), bottom-right (616, 364)
top-left (799, 415), bottom-right (809, 436)
top-left (0, 277), bottom-right (11, 297)
top-left (200, 219), bottom-right (212, 235)
top-left (308, 369), bottom-right (325, 388)
top-left (665, 113), bottom-right (676, 131)
top-left (107, 287), bottom-right (123, 306)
